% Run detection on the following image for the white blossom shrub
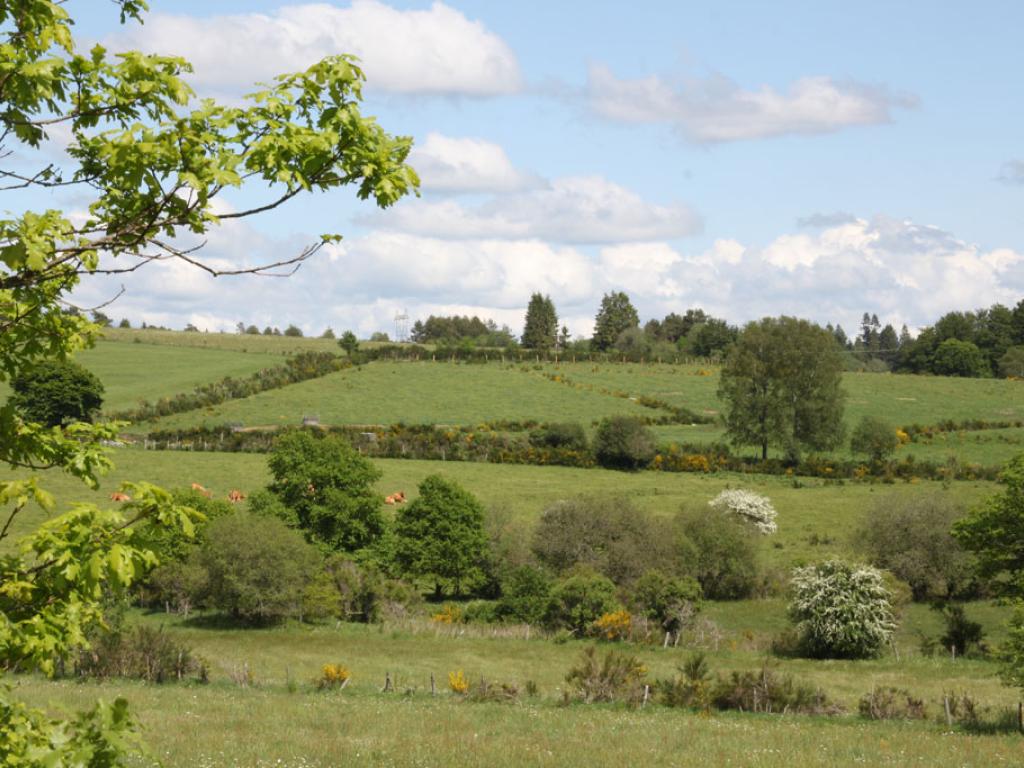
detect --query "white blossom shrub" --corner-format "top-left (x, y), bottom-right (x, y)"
top-left (788, 560), bottom-right (896, 659)
top-left (708, 489), bottom-right (778, 535)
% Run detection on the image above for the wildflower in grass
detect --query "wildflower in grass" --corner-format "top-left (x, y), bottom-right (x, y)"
top-left (708, 489), bottom-right (778, 535)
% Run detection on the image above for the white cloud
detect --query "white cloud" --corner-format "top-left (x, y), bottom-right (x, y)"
top-left (108, 1), bottom-right (521, 97)
top-left (365, 175), bottom-right (702, 243)
top-left (586, 65), bottom-right (913, 143)
top-left (69, 213), bottom-right (1023, 342)
top-left (409, 133), bottom-right (540, 193)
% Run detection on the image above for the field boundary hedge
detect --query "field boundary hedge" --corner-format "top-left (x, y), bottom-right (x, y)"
top-left (135, 423), bottom-right (1003, 482)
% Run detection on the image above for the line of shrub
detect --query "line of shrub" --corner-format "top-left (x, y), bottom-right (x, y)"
top-left (899, 418), bottom-right (1024, 442)
top-left (361, 343), bottom-right (718, 366)
top-left (106, 351), bottom-right (350, 423)
top-left (139, 422), bottom-right (1003, 482)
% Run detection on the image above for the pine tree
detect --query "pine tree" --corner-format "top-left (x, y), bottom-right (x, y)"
top-left (521, 293), bottom-right (559, 350)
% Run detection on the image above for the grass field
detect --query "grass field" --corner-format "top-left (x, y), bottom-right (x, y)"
top-left (10, 603), bottom-right (1022, 767)
top-left (126, 362), bottom-right (653, 433)
top-left (0, 451), bottom-right (997, 571)
top-left (6, 330), bottom-right (1024, 765)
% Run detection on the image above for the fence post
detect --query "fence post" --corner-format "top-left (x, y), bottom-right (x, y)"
top-left (431, 673), bottom-right (436, 696)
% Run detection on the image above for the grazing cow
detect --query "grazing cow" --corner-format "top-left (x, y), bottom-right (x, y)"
top-left (227, 490), bottom-right (246, 503)
top-left (190, 483), bottom-right (212, 499)
top-left (384, 491), bottom-right (406, 505)
top-left (109, 492), bottom-right (131, 502)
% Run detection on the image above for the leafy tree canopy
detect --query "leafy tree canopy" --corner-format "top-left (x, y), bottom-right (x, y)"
top-left (718, 316), bottom-right (846, 461)
top-left (0, 0), bottom-right (416, 760)
top-left (11, 359), bottom-right (104, 427)
top-left (592, 291), bottom-right (639, 352)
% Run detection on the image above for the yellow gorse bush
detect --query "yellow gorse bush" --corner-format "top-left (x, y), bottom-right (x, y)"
top-left (593, 610), bottom-right (632, 641)
top-left (448, 670), bottom-right (469, 694)
top-left (316, 663), bottom-right (351, 689)
top-left (432, 604), bottom-right (463, 624)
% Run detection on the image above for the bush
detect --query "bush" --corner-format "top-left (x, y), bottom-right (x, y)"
top-left (593, 416), bottom-right (656, 470)
top-left (315, 664), bottom-right (350, 690)
top-left (932, 339), bottom-right (989, 377)
top-left (858, 494), bottom-right (976, 601)
top-left (850, 416), bottom-right (900, 463)
top-left (938, 603), bottom-right (986, 657)
top-left (495, 565), bottom-right (552, 625)
top-left (529, 422), bottom-right (588, 451)
top-left (198, 512), bottom-right (321, 623)
top-left (707, 489), bottom-right (777, 535)
top-left (788, 560), bottom-right (896, 659)
top-left (532, 495), bottom-right (674, 586)
top-left (77, 624), bottom-right (205, 684)
top-left (657, 653), bottom-right (712, 711)
top-left (11, 359), bottom-right (104, 426)
top-left (711, 661), bottom-right (841, 715)
top-left (678, 508), bottom-right (760, 599)
top-left (564, 646), bottom-right (647, 705)
top-left (630, 570), bottom-right (701, 637)
top-left (544, 572), bottom-right (619, 635)
top-left (858, 687), bottom-right (927, 720)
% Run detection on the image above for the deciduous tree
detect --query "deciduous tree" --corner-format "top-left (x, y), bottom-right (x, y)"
top-left (718, 316), bottom-right (846, 461)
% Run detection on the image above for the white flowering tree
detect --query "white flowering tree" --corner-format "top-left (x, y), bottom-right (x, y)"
top-left (788, 560), bottom-right (896, 659)
top-left (708, 489), bottom-right (778, 535)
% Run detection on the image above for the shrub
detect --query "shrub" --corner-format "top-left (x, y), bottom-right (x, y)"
top-left (711, 661), bottom-right (840, 715)
top-left (305, 555), bottom-right (419, 623)
top-left (937, 604), bottom-right (986, 657)
top-left (657, 653), bottom-right (712, 711)
top-left (858, 494), bottom-right (976, 601)
top-left (315, 664), bottom-right (351, 690)
top-left (544, 572), bottom-right (619, 635)
top-left (678, 508), bottom-right (760, 600)
top-left (77, 624), bottom-right (204, 684)
top-left (592, 610), bottom-right (632, 641)
top-left (932, 339), bottom-right (988, 377)
top-left (707, 489), bottom-right (778, 535)
top-left (788, 560), bottom-right (896, 659)
top-left (850, 416), bottom-right (900, 463)
top-left (593, 416), bottom-right (657, 470)
top-left (858, 687), bottom-right (927, 720)
top-left (564, 646), bottom-right (647, 705)
top-left (11, 359), bottom-right (104, 426)
top-left (448, 670), bottom-right (469, 694)
top-left (465, 678), bottom-right (521, 703)
top-left (532, 495), bottom-right (673, 586)
top-left (495, 565), bottom-right (552, 625)
top-left (198, 512), bottom-right (321, 624)
top-left (529, 422), bottom-right (588, 451)
top-left (630, 570), bottom-right (701, 637)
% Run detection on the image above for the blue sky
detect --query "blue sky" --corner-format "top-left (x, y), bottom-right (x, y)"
top-left (64, 0), bottom-right (1024, 337)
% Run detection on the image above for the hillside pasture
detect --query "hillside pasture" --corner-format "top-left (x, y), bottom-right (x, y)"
top-left (0, 451), bottom-right (995, 570)
top-left (128, 362), bottom-right (654, 433)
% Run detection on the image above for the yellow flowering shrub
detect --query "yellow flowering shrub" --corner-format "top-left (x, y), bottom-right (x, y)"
top-left (432, 604), bottom-right (463, 624)
top-left (316, 663), bottom-right (351, 689)
top-left (448, 670), bottom-right (469, 694)
top-left (593, 610), bottom-right (632, 641)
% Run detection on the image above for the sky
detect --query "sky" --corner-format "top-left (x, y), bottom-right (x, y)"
top-left (57, 1), bottom-right (1024, 338)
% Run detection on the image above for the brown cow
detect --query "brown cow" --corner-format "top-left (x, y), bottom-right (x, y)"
top-left (109, 492), bottom-right (131, 502)
top-left (227, 490), bottom-right (246, 503)
top-left (190, 483), bottom-right (212, 499)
